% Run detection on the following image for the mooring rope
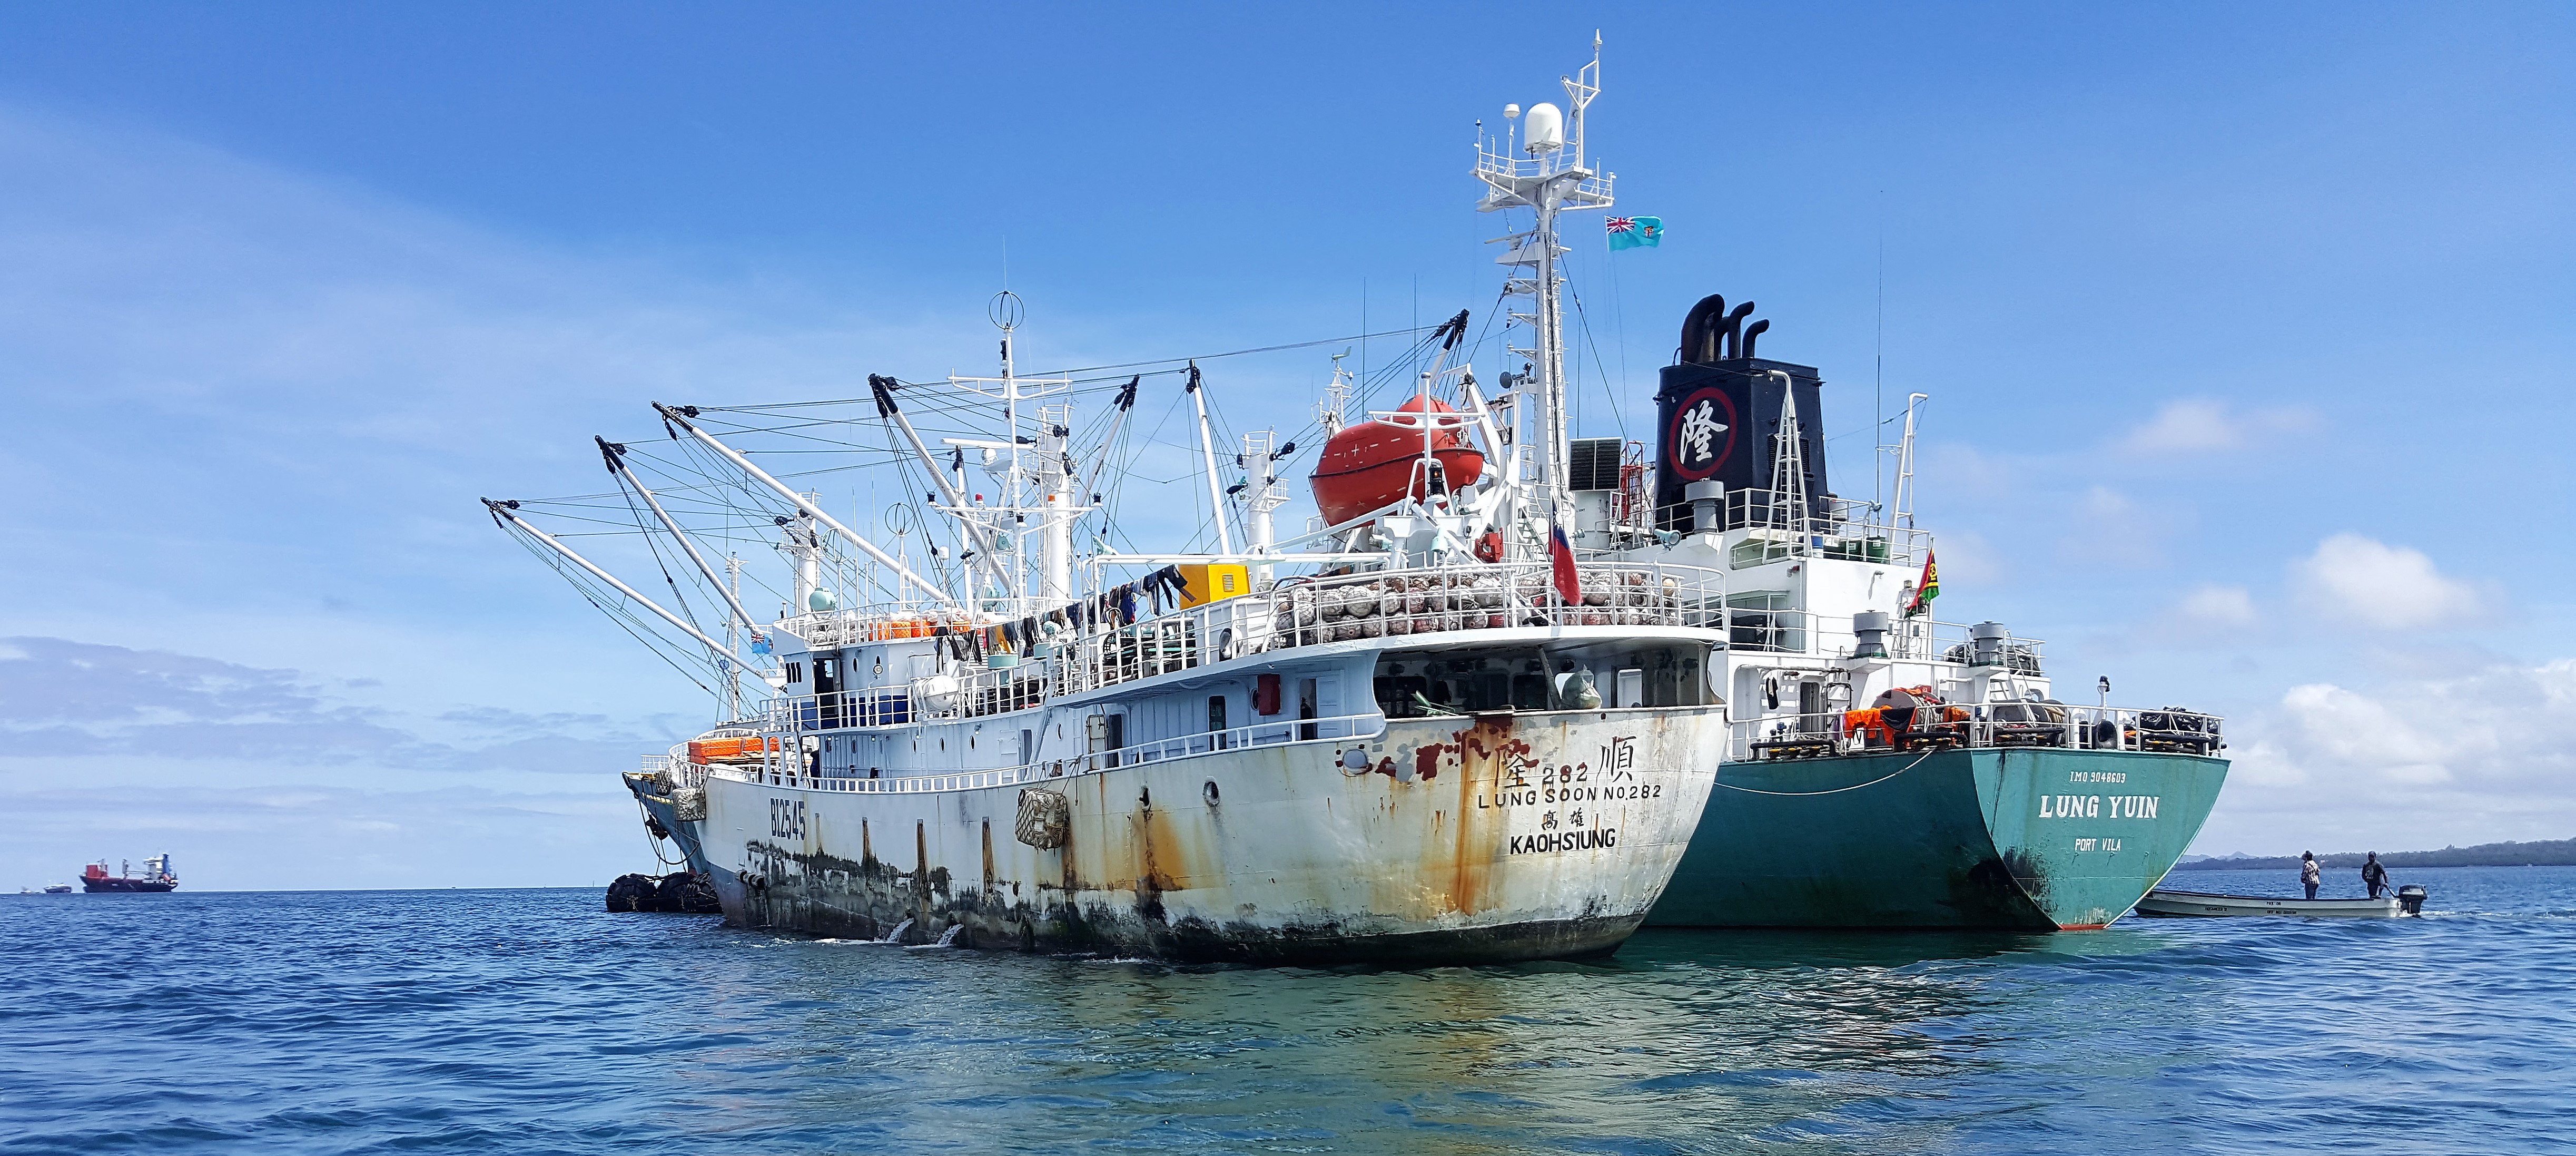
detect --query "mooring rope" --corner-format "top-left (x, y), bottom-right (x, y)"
top-left (1709, 746), bottom-right (1942, 797)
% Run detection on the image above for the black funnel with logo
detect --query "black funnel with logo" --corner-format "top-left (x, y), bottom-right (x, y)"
top-left (1652, 295), bottom-right (1829, 531)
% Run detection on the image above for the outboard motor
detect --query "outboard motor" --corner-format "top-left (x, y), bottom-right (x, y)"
top-left (2397, 884), bottom-right (2428, 915)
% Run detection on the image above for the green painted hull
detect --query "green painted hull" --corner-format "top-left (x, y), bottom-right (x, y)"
top-left (1645, 748), bottom-right (2228, 929)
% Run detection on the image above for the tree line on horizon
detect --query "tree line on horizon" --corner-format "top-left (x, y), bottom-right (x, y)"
top-left (2172, 837), bottom-right (2576, 871)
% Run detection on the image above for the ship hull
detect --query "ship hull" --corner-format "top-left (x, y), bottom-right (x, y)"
top-left (686, 706), bottom-right (1724, 965)
top-left (80, 879), bottom-right (176, 893)
top-left (625, 772), bottom-right (717, 878)
top-left (1646, 747), bottom-right (2227, 930)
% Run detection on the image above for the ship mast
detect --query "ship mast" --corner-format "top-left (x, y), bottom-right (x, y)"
top-left (1239, 429), bottom-right (1288, 585)
top-left (1476, 34), bottom-right (1613, 531)
top-left (942, 291), bottom-right (1085, 616)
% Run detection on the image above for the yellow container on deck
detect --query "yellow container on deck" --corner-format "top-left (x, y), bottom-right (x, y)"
top-left (1175, 563), bottom-right (1249, 608)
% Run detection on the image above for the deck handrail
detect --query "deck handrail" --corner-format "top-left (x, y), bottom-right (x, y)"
top-left (697, 711), bottom-right (1389, 795)
top-left (1732, 703), bottom-right (2224, 761)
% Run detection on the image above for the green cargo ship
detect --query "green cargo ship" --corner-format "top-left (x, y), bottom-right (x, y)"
top-left (1650, 747), bottom-right (2226, 929)
top-left (1611, 292), bottom-right (2229, 929)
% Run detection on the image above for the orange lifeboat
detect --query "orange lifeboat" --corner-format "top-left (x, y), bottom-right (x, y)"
top-left (1307, 395), bottom-right (1487, 526)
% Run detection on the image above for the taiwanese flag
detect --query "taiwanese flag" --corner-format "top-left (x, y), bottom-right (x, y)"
top-left (1551, 525), bottom-right (1582, 605)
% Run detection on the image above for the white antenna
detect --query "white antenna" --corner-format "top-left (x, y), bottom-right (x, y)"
top-left (1767, 371), bottom-right (1810, 543)
top-left (1892, 392), bottom-right (1928, 529)
top-left (1319, 349), bottom-right (1353, 433)
top-left (1239, 429), bottom-right (1288, 585)
top-left (723, 554), bottom-right (744, 721)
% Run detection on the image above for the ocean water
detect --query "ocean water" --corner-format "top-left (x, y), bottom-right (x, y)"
top-left (4, 866), bottom-right (2570, 1155)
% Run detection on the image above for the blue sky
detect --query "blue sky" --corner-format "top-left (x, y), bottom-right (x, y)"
top-left (4, 4), bottom-right (2571, 888)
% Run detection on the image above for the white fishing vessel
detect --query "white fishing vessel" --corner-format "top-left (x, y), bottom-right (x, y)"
top-left (489, 42), bottom-right (1732, 964)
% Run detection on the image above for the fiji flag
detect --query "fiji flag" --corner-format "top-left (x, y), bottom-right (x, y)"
top-left (1607, 215), bottom-right (1663, 251)
top-left (750, 631), bottom-right (773, 655)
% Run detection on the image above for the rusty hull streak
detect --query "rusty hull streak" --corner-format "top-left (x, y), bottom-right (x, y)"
top-left (697, 703), bottom-right (1724, 965)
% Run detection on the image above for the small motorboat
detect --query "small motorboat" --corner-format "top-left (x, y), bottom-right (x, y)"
top-left (2135, 884), bottom-right (2426, 918)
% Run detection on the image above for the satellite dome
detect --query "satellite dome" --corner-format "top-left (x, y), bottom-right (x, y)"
top-left (1524, 102), bottom-right (1564, 153)
top-left (808, 588), bottom-right (839, 612)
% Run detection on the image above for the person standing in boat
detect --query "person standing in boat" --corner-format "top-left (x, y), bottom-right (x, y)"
top-left (2300, 851), bottom-right (2322, 899)
top-left (2362, 853), bottom-right (2390, 899)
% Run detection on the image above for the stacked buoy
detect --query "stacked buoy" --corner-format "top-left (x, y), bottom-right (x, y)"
top-left (604, 871), bottom-right (721, 914)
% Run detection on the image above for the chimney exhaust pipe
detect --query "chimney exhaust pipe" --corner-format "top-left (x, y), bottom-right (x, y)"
top-left (1721, 301), bottom-right (1757, 359)
top-left (1679, 294), bottom-right (1728, 365)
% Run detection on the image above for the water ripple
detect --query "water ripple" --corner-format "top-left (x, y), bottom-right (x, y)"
top-left (3, 866), bottom-right (2572, 1154)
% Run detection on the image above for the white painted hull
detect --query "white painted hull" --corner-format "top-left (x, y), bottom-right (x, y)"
top-left (2135, 889), bottom-right (2413, 918)
top-left (688, 705), bottom-right (1725, 964)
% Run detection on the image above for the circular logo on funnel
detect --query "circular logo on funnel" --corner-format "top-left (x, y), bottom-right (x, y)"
top-left (1666, 386), bottom-right (1736, 481)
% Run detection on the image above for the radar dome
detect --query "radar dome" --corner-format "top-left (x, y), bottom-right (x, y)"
top-left (808, 588), bottom-right (839, 612)
top-left (1523, 102), bottom-right (1564, 153)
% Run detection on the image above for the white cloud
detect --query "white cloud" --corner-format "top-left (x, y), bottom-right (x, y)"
top-left (2194, 658), bottom-right (2576, 851)
top-left (2119, 397), bottom-right (2315, 454)
top-left (2056, 485), bottom-right (2184, 567)
top-left (2175, 583), bottom-right (2257, 628)
top-left (2293, 533), bottom-right (2486, 630)
top-left (0, 636), bottom-right (661, 775)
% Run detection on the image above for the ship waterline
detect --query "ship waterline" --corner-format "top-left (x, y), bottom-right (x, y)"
top-left (672, 704), bottom-right (1724, 965)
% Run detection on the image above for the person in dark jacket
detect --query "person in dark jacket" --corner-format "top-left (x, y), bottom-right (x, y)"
top-left (2362, 852), bottom-right (2391, 899)
top-left (2301, 851), bottom-right (2322, 900)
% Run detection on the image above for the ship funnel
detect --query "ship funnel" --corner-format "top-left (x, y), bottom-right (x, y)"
top-left (1524, 102), bottom-right (1564, 153)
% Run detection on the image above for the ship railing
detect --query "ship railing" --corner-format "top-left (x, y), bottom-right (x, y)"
top-left (1474, 143), bottom-right (1615, 202)
top-left (1800, 616), bottom-right (2049, 668)
top-left (1057, 559), bottom-right (1726, 695)
top-left (714, 711), bottom-right (1389, 794)
top-left (1251, 560), bottom-right (1730, 651)
top-left (1674, 491), bottom-right (1931, 570)
top-left (1729, 703), bottom-right (2224, 761)
top-left (777, 606), bottom-right (998, 649)
top-left (758, 661), bottom-right (1053, 734)
top-left (760, 561), bottom-right (1728, 716)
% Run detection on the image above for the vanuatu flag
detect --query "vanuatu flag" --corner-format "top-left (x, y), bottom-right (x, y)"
top-left (1904, 551), bottom-right (1940, 616)
top-left (1607, 215), bottom-right (1663, 251)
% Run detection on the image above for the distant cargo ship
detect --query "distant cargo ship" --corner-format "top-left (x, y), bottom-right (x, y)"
top-left (81, 855), bottom-right (178, 893)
